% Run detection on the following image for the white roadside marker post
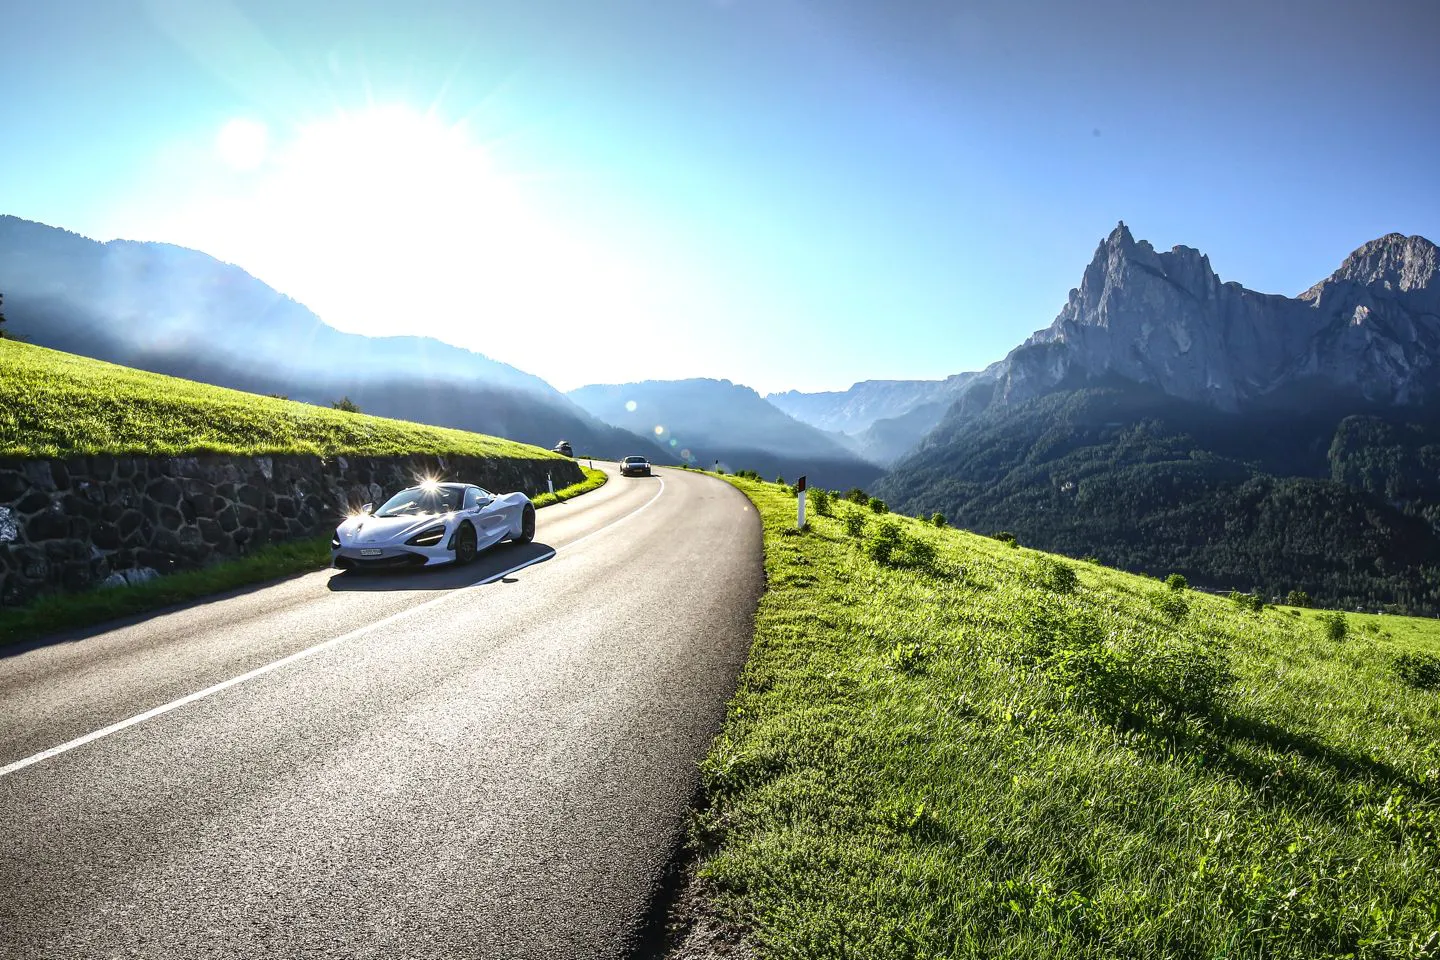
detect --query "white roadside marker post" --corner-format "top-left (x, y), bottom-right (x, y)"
top-left (548, 472), bottom-right (554, 495)
top-left (796, 475), bottom-right (807, 529)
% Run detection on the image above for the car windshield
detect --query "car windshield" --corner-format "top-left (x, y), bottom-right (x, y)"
top-left (375, 485), bottom-right (464, 518)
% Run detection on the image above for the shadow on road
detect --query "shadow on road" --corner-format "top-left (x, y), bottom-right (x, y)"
top-left (324, 541), bottom-right (556, 593)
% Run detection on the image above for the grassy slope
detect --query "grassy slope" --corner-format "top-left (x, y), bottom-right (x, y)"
top-left (0, 467), bottom-right (609, 648)
top-left (0, 339), bottom-right (554, 460)
top-left (692, 479), bottom-right (1440, 959)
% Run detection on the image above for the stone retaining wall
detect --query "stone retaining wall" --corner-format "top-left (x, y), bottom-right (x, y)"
top-left (0, 452), bottom-right (584, 607)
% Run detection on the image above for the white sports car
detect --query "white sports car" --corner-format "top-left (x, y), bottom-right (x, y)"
top-left (331, 481), bottom-right (536, 571)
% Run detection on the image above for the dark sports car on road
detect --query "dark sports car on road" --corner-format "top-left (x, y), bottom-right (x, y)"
top-left (620, 457), bottom-right (652, 477)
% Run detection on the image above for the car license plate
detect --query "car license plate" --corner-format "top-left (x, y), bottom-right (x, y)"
top-left (360, 548), bottom-right (384, 556)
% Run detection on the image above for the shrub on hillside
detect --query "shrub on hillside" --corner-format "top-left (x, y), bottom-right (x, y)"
top-left (1285, 589), bottom-right (1312, 607)
top-left (844, 488), bottom-right (870, 505)
top-left (868, 497), bottom-right (888, 514)
top-left (1229, 590), bottom-right (1264, 613)
top-left (774, 475), bottom-right (785, 485)
top-left (809, 487), bottom-right (832, 517)
top-left (866, 521), bottom-right (903, 565)
top-left (1165, 573), bottom-right (1188, 591)
top-left (1005, 605), bottom-right (1232, 728)
top-left (930, 512), bottom-right (947, 528)
top-left (865, 520), bottom-right (940, 573)
top-left (1154, 590), bottom-right (1189, 623)
top-left (844, 513), bottom-right (867, 538)
top-left (1032, 557), bottom-right (1078, 594)
top-left (1318, 610), bottom-right (1349, 642)
top-left (992, 531), bottom-right (1018, 547)
top-left (331, 396), bottom-right (361, 413)
top-left (1393, 652), bottom-right (1440, 690)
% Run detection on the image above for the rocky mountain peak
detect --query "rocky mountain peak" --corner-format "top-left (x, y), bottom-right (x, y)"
top-left (1303, 233), bottom-right (1439, 309)
top-left (983, 225), bottom-right (1440, 415)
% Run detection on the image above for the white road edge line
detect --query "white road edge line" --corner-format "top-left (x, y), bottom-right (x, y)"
top-left (0, 475), bottom-right (666, 780)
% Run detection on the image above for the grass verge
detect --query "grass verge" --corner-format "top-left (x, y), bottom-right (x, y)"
top-left (530, 466), bottom-right (607, 508)
top-left (0, 467), bottom-right (612, 649)
top-left (685, 477), bottom-right (1440, 959)
top-left (0, 339), bottom-right (559, 461)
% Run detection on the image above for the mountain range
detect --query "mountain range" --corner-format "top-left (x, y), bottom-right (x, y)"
top-left (869, 225), bottom-right (1440, 612)
top-left (0, 216), bottom-right (660, 459)
top-left (568, 379), bottom-right (885, 489)
top-left (5, 212), bottom-right (1440, 611)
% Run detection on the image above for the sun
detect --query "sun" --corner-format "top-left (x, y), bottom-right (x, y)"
top-left (215, 118), bottom-right (269, 171)
top-left (159, 103), bottom-right (652, 374)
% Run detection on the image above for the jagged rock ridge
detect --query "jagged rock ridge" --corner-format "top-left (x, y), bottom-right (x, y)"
top-left (952, 223), bottom-right (1440, 419)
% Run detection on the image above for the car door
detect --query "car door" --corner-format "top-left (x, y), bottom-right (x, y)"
top-left (468, 486), bottom-right (509, 547)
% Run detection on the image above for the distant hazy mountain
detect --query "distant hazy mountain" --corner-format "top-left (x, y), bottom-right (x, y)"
top-left (765, 373), bottom-right (979, 465)
top-left (0, 215), bottom-right (659, 458)
top-left (568, 378), bottom-right (885, 488)
top-left (877, 224), bottom-right (1440, 613)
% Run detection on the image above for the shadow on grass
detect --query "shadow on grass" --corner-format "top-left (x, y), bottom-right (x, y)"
top-left (1122, 704), bottom-right (1431, 828)
top-left (325, 541), bottom-right (556, 592)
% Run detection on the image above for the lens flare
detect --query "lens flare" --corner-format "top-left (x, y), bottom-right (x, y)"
top-left (625, 400), bottom-right (637, 412)
top-left (653, 425), bottom-right (665, 436)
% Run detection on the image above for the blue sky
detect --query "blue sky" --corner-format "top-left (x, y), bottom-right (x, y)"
top-left (2, 0), bottom-right (1437, 394)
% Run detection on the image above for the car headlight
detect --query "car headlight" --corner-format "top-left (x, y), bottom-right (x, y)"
top-left (407, 525), bottom-right (447, 547)
top-left (331, 531), bottom-right (342, 549)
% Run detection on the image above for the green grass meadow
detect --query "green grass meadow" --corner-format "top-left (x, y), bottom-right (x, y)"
top-left (0, 339), bottom-right (552, 461)
top-left (690, 478), bottom-right (1440, 959)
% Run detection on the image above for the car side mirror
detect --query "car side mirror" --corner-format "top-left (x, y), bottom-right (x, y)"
top-left (360, 502), bottom-right (374, 515)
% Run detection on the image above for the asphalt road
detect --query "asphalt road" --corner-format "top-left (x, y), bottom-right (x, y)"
top-left (0, 464), bottom-right (763, 959)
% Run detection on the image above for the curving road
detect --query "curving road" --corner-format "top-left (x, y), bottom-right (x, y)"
top-left (0, 465), bottom-right (762, 959)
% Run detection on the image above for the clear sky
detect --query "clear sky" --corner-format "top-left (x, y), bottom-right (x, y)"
top-left (3, 0), bottom-right (1437, 394)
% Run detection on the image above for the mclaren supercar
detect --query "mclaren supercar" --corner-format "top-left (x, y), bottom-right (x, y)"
top-left (331, 481), bottom-right (535, 570)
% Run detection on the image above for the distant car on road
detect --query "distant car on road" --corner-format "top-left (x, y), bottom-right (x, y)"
top-left (552, 440), bottom-right (574, 457)
top-left (620, 456), bottom-right (653, 477)
top-left (331, 481), bottom-right (535, 570)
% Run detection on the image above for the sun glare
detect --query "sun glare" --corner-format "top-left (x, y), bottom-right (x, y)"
top-left (149, 103), bottom-right (655, 383)
top-left (215, 118), bottom-right (269, 171)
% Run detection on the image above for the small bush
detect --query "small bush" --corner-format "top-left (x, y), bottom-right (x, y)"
top-left (1393, 652), bottom-right (1440, 690)
top-left (868, 497), bottom-right (888, 514)
top-left (992, 531), bottom-right (1018, 547)
top-left (1229, 590), bottom-right (1264, 613)
top-left (331, 396), bottom-right (361, 413)
top-left (809, 487), bottom-right (832, 517)
top-left (1318, 611), bottom-right (1349, 642)
top-left (864, 521), bottom-right (940, 572)
top-left (866, 521), bottom-right (903, 564)
top-left (844, 513), bottom-right (867, 538)
top-left (1154, 591), bottom-right (1189, 623)
top-left (844, 488), bottom-right (870, 505)
top-left (774, 475), bottom-right (785, 485)
top-left (1034, 557), bottom-right (1078, 594)
top-left (904, 536), bottom-right (938, 570)
top-left (930, 513), bottom-right (946, 528)
top-left (1285, 589), bottom-right (1312, 608)
top-left (886, 641), bottom-right (933, 674)
top-left (1164, 573), bottom-right (1188, 591)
